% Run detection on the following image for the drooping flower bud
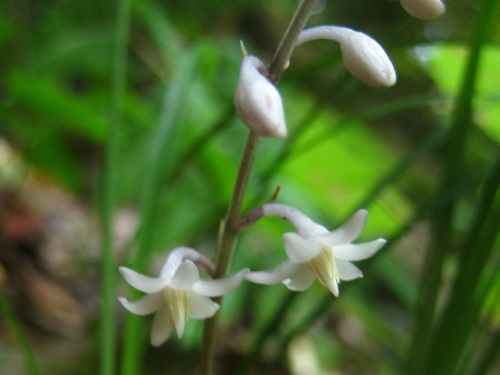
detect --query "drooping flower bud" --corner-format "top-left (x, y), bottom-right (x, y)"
top-left (234, 55), bottom-right (287, 138)
top-left (296, 26), bottom-right (397, 87)
top-left (338, 29), bottom-right (397, 87)
top-left (400, 0), bottom-right (446, 20)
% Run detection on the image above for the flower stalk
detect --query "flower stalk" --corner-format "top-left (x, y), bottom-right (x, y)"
top-left (268, 0), bottom-right (321, 82)
top-left (199, 1), bottom-right (319, 374)
top-left (199, 130), bottom-right (258, 375)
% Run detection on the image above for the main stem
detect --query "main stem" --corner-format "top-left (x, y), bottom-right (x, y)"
top-left (268, 0), bottom-right (319, 82)
top-left (199, 131), bottom-right (259, 375)
top-left (199, 1), bottom-right (319, 374)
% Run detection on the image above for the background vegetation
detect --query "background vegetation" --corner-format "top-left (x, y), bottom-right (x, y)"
top-left (0, 0), bottom-right (498, 374)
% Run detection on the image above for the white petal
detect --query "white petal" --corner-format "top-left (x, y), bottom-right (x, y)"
top-left (326, 279), bottom-right (340, 297)
top-left (192, 268), bottom-right (249, 297)
top-left (336, 259), bottom-right (363, 281)
top-left (150, 306), bottom-right (173, 347)
top-left (245, 261), bottom-right (300, 285)
top-left (261, 203), bottom-right (328, 237)
top-left (283, 232), bottom-right (323, 263)
top-left (308, 247), bottom-right (339, 288)
top-left (160, 247), bottom-right (216, 279)
top-left (169, 260), bottom-right (199, 289)
top-left (321, 210), bottom-right (367, 246)
top-left (334, 238), bottom-right (386, 261)
top-left (174, 314), bottom-right (186, 339)
top-left (164, 288), bottom-right (190, 339)
top-left (283, 265), bottom-right (315, 291)
top-left (190, 294), bottom-right (219, 319)
top-left (118, 293), bottom-right (163, 316)
top-left (119, 266), bottom-right (167, 293)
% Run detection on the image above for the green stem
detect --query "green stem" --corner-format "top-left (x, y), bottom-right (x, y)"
top-left (268, 0), bottom-right (320, 82)
top-left (100, 0), bottom-right (130, 374)
top-left (216, 131), bottom-right (260, 277)
top-left (199, 1), bottom-right (319, 373)
top-left (199, 131), bottom-right (259, 375)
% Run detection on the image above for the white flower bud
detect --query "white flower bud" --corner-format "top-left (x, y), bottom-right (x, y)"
top-left (400, 0), bottom-right (446, 20)
top-left (234, 55), bottom-right (287, 138)
top-left (296, 26), bottom-right (396, 87)
top-left (339, 29), bottom-right (397, 87)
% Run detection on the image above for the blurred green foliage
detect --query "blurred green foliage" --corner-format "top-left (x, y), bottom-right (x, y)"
top-left (0, 0), bottom-right (499, 374)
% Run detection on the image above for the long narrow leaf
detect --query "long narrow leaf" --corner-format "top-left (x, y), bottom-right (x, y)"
top-left (424, 151), bottom-right (500, 375)
top-left (121, 47), bottom-right (202, 375)
top-left (410, 0), bottom-right (500, 371)
top-left (100, 0), bottom-right (130, 374)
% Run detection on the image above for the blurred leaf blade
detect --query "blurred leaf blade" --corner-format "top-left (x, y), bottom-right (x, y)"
top-left (6, 72), bottom-right (107, 142)
top-left (411, 0), bottom-right (500, 372)
top-left (121, 45), bottom-right (203, 375)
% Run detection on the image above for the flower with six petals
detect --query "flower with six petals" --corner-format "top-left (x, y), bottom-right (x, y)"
top-left (119, 247), bottom-right (248, 346)
top-left (245, 204), bottom-right (385, 296)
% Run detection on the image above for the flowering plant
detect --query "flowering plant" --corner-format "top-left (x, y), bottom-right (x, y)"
top-left (115, 1), bottom-right (448, 374)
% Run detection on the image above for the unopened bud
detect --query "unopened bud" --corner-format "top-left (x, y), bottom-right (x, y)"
top-left (400, 0), bottom-right (445, 20)
top-left (234, 55), bottom-right (287, 138)
top-left (339, 29), bottom-right (397, 87)
top-left (296, 26), bottom-right (396, 87)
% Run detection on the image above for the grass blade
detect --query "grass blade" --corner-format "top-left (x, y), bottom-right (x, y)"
top-left (424, 150), bottom-right (500, 375)
top-left (409, 0), bottom-right (500, 371)
top-left (100, 0), bottom-right (130, 374)
top-left (121, 48), bottom-right (202, 375)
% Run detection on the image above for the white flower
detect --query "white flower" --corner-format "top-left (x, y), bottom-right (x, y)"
top-left (234, 55), bottom-right (287, 138)
top-left (245, 204), bottom-right (385, 296)
top-left (296, 26), bottom-right (396, 87)
top-left (119, 247), bottom-right (248, 346)
top-left (400, 0), bottom-right (445, 20)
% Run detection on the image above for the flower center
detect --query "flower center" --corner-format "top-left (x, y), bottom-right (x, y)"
top-left (164, 287), bottom-right (191, 336)
top-left (307, 246), bottom-right (339, 287)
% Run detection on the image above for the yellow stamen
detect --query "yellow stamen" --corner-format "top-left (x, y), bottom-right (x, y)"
top-left (164, 287), bottom-right (191, 336)
top-left (240, 40), bottom-right (248, 56)
top-left (307, 246), bottom-right (339, 287)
